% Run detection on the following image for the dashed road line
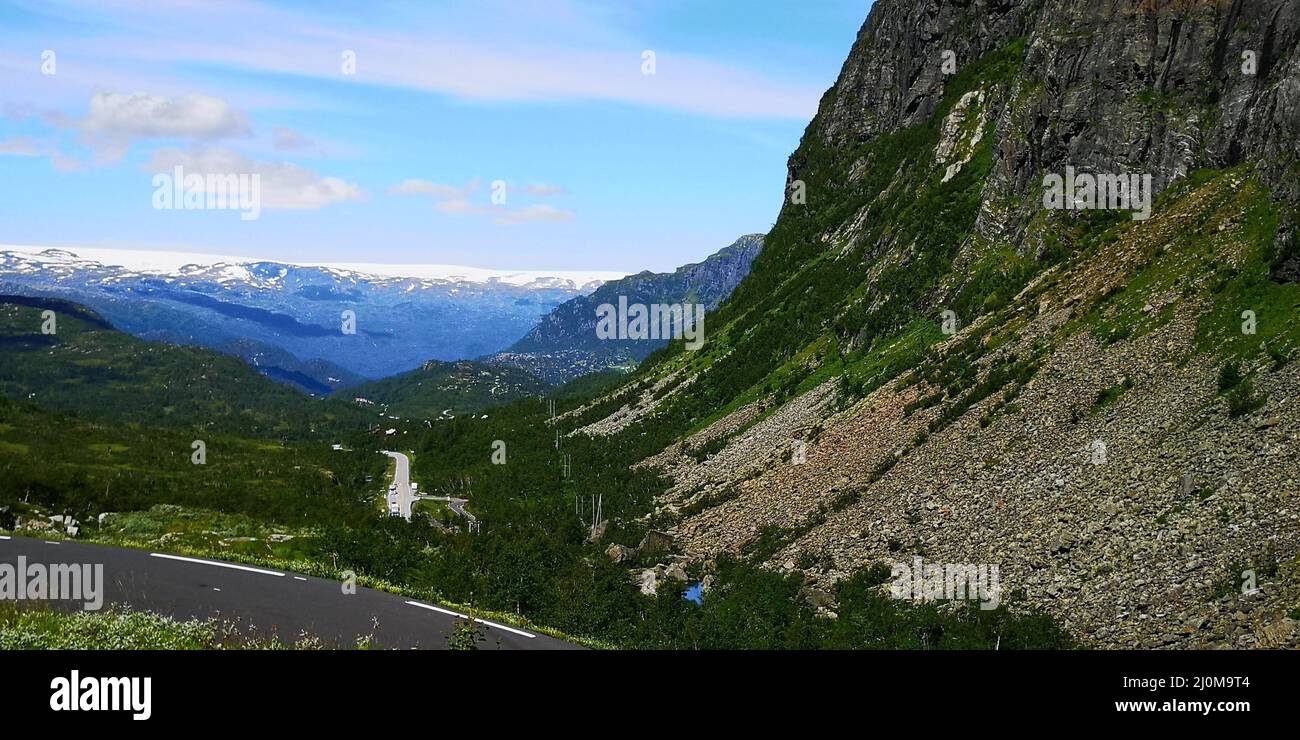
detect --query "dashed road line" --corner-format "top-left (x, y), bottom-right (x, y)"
top-left (293, 576), bottom-right (307, 581)
top-left (44, 541), bottom-right (60, 545)
top-left (0, 535), bottom-right (10, 540)
top-left (404, 600), bottom-right (535, 638)
top-left (150, 552), bottom-right (285, 577)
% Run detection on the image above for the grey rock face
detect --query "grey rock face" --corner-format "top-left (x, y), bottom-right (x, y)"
top-left (800, 0), bottom-right (1300, 245)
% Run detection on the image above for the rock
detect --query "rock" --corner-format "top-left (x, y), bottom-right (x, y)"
top-left (588, 520), bottom-right (609, 543)
top-left (637, 568), bottom-right (658, 596)
top-left (605, 543), bottom-right (635, 563)
top-left (97, 512), bottom-right (116, 526)
top-left (801, 586), bottom-right (836, 609)
top-left (269, 534), bottom-right (295, 543)
top-left (637, 529), bottom-right (675, 557)
top-left (664, 562), bottom-right (689, 582)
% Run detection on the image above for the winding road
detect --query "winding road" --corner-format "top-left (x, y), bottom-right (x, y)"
top-left (381, 449), bottom-right (416, 520)
top-left (383, 449), bottom-right (477, 529)
top-left (0, 535), bottom-right (579, 650)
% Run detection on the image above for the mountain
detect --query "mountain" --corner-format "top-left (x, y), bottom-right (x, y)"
top-left (343, 360), bottom-right (549, 419)
top-left (484, 234), bottom-right (764, 383)
top-left (0, 295), bottom-right (370, 436)
top-left (0, 246), bottom-right (621, 384)
top-left (559, 0), bottom-right (1300, 648)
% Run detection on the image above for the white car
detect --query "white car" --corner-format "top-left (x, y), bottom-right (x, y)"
top-left (410, 483), bottom-right (418, 492)
top-left (388, 483), bottom-right (397, 492)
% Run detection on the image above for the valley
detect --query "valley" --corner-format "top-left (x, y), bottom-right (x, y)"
top-left (2, 0), bottom-right (1299, 657)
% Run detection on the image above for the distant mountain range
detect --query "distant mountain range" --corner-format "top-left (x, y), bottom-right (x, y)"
top-left (0, 238), bottom-right (763, 403)
top-left (483, 234), bottom-right (764, 383)
top-left (0, 245), bottom-right (621, 390)
top-left (339, 235), bottom-right (764, 417)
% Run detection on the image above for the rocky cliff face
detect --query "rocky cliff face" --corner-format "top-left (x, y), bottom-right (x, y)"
top-left (572, 0), bottom-right (1300, 647)
top-left (809, 0), bottom-right (1300, 213)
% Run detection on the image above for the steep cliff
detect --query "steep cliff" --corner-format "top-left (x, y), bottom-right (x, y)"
top-left (570, 0), bottom-right (1300, 648)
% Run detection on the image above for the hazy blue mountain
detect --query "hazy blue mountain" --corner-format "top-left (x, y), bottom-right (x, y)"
top-left (483, 234), bottom-right (763, 383)
top-left (0, 246), bottom-right (617, 386)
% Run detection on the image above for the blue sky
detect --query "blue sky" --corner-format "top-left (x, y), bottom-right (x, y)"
top-left (0, 0), bottom-right (871, 273)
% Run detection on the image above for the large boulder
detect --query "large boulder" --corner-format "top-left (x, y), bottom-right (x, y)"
top-left (605, 543), bottom-right (635, 563)
top-left (637, 529), bottom-right (675, 557)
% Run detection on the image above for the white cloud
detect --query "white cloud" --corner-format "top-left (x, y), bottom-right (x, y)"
top-left (524, 183), bottom-right (566, 197)
top-left (436, 198), bottom-right (486, 216)
top-left (0, 136), bottom-right (40, 156)
top-left (23, 2), bottom-right (820, 120)
top-left (389, 178), bottom-right (479, 200)
top-left (0, 136), bottom-right (85, 172)
top-left (77, 91), bottom-right (251, 162)
top-left (144, 148), bottom-right (364, 209)
top-left (389, 176), bottom-right (572, 224)
top-left (272, 127), bottom-right (311, 151)
top-left (494, 203), bottom-right (574, 225)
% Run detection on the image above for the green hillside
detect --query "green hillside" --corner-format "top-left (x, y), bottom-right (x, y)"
top-left (0, 296), bottom-right (369, 437)
top-left (342, 359), bottom-right (550, 419)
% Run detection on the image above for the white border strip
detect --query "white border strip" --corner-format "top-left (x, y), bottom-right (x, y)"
top-left (404, 600), bottom-right (535, 638)
top-left (150, 552), bottom-right (285, 577)
top-left (0, 535), bottom-right (9, 540)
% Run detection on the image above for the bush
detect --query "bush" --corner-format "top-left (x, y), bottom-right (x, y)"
top-left (1226, 381), bottom-right (1267, 418)
top-left (1217, 361), bottom-right (1243, 391)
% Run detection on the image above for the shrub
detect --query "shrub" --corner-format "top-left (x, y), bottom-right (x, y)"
top-left (1226, 381), bottom-right (1267, 418)
top-left (1217, 361), bottom-right (1243, 391)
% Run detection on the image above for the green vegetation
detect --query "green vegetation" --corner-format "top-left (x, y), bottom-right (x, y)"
top-left (342, 359), bottom-right (549, 419)
top-left (0, 603), bottom-right (343, 649)
top-left (0, 298), bottom-right (369, 437)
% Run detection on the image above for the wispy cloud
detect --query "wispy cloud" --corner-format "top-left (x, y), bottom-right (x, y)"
top-left (389, 176), bottom-right (573, 225)
top-left (524, 183), bottom-right (566, 197)
top-left (0, 135), bottom-right (84, 171)
top-left (0, 135), bottom-right (40, 156)
top-left (271, 127), bottom-right (312, 152)
top-left (494, 203), bottom-right (573, 225)
top-left (389, 178), bottom-right (480, 200)
top-left (14, 0), bottom-right (821, 120)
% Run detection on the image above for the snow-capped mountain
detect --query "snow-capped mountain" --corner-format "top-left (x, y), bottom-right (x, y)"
top-left (0, 245), bottom-right (622, 385)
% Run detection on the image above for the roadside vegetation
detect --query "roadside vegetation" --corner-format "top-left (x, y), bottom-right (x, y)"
top-left (0, 603), bottom-right (354, 650)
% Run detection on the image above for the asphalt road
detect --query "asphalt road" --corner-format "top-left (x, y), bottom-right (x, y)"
top-left (417, 495), bottom-right (477, 524)
top-left (0, 535), bottom-right (580, 650)
top-left (382, 449), bottom-right (414, 520)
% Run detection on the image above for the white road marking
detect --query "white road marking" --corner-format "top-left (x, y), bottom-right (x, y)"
top-left (293, 576), bottom-right (307, 581)
top-left (212, 588), bottom-right (221, 592)
top-left (44, 541), bottom-right (59, 545)
top-left (404, 600), bottom-right (535, 638)
top-left (0, 535), bottom-right (10, 540)
top-left (150, 553), bottom-right (285, 577)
